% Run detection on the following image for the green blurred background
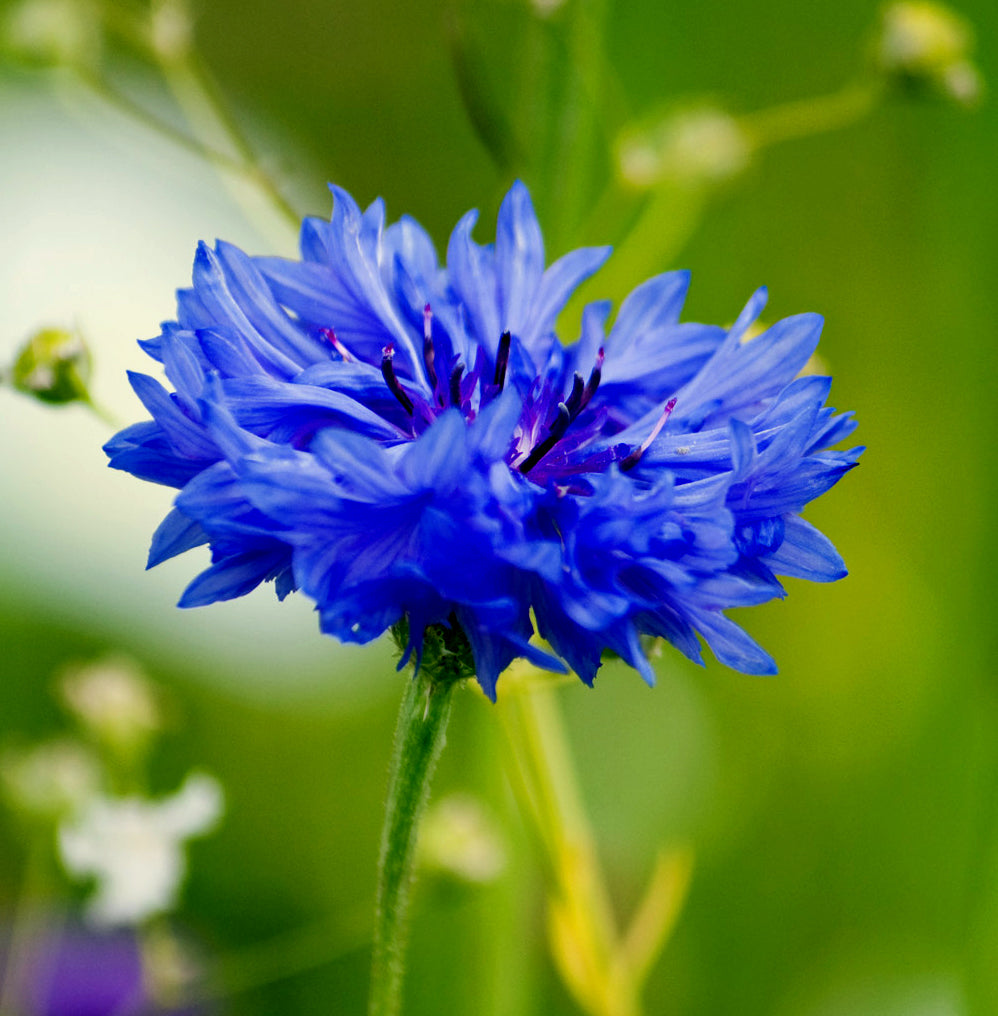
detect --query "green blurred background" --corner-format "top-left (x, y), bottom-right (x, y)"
top-left (1, 0), bottom-right (996, 1012)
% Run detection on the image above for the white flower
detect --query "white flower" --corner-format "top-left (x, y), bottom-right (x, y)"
top-left (58, 772), bottom-right (223, 927)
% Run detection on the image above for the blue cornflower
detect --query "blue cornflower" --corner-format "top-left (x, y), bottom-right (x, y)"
top-left (105, 182), bottom-right (861, 699)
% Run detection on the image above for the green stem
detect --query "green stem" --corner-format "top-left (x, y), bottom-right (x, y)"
top-left (548, 0), bottom-right (609, 254)
top-left (368, 668), bottom-right (457, 1016)
top-left (156, 55), bottom-right (303, 239)
top-left (71, 66), bottom-right (252, 177)
top-left (584, 182), bottom-right (707, 301)
top-left (738, 80), bottom-right (882, 149)
top-left (93, 0), bottom-right (303, 233)
top-left (0, 833), bottom-right (57, 1015)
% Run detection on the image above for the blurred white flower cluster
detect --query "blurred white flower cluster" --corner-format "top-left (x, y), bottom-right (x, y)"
top-left (59, 771), bottom-right (223, 926)
top-left (1, 655), bottom-right (224, 928)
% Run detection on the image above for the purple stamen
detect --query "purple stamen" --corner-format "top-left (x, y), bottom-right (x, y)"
top-left (563, 372), bottom-right (586, 419)
top-left (494, 331), bottom-right (511, 389)
top-left (449, 363), bottom-right (465, 407)
top-left (381, 343), bottom-right (415, 415)
top-left (620, 397), bottom-right (677, 471)
top-left (320, 327), bottom-right (355, 362)
top-left (519, 403), bottom-right (572, 473)
top-left (422, 304), bottom-right (439, 393)
top-left (517, 347), bottom-right (608, 475)
top-left (579, 347), bottom-right (604, 412)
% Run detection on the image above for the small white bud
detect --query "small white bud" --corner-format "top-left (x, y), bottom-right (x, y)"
top-left (150, 0), bottom-right (193, 63)
top-left (2, 0), bottom-right (100, 67)
top-left (1, 738), bottom-right (100, 819)
top-left (875, 2), bottom-right (983, 105)
top-left (418, 793), bottom-right (506, 884)
top-left (530, 0), bottom-right (566, 17)
top-left (617, 106), bottom-right (751, 189)
top-left (59, 655), bottom-right (162, 758)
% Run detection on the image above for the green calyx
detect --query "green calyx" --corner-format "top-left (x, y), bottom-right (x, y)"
top-left (8, 327), bottom-right (94, 406)
top-left (390, 615), bottom-right (477, 686)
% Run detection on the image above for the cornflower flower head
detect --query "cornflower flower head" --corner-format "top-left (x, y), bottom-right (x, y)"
top-left (105, 182), bottom-right (861, 699)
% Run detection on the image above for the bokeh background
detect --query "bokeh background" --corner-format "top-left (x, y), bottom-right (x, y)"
top-left (1, 0), bottom-right (996, 1013)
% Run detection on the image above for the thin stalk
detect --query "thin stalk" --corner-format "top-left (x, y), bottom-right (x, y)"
top-left (548, 0), bottom-right (609, 253)
top-left (738, 80), bottom-right (882, 149)
top-left (0, 834), bottom-right (57, 1015)
top-left (171, 903), bottom-right (371, 1004)
top-left (368, 669), bottom-right (456, 1016)
top-left (71, 66), bottom-right (251, 176)
top-left (156, 54), bottom-right (302, 239)
top-left (500, 676), bottom-right (638, 1016)
top-left (94, 0), bottom-right (302, 233)
top-left (586, 182), bottom-right (707, 302)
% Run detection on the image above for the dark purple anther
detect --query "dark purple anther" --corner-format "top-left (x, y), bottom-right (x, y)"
top-left (563, 373), bottom-right (586, 419)
top-left (579, 347), bottom-right (604, 411)
top-left (621, 396), bottom-right (677, 471)
top-left (422, 304), bottom-right (439, 392)
top-left (449, 363), bottom-right (465, 407)
top-left (381, 343), bottom-right (415, 415)
top-left (519, 402), bottom-right (572, 474)
top-left (494, 331), bottom-right (511, 389)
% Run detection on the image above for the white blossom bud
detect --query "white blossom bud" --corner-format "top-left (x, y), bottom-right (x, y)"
top-left (1, 739), bottom-right (100, 819)
top-left (617, 106), bottom-right (751, 189)
top-left (59, 655), bottom-right (161, 758)
top-left (418, 794), bottom-right (506, 884)
top-left (875, 2), bottom-right (983, 106)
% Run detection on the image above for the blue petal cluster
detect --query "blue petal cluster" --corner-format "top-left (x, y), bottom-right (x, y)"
top-left (106, 182), bottom-right (861, 699)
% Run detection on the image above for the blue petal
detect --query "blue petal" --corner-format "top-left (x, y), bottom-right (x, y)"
top-left (215, 241), bottom-right (325, 365)
top-left (148, 508), bottom-right (209, 568)
top-left (398, 409), bottom-right (470, 492)
top-left (127, 372), bottom-right (217, 460)
top-left (763, 514), bottom-right (847, 581)
top-left (611, 270), bottom-right (691, 345)
top-left (728, 418), bottom-right (756, 479)
top-left (384, 214), bottom-right (439, 283)
top-left (673, 311), bottom-right (823, 427)
top-left (495, 181), bottom-right (545, 342)
top-left (689, 608), bottom-right (777, 675)
top-left (220, 377), bottom-right (403, 440)
top-left (179, 547), bottom-right (291, 607)
top-left (521, 246), bottom-right (611, 351)
top-left (446, 209), bottom-right (501, 355)
top-left (192, 243), bottom-right (303, 379)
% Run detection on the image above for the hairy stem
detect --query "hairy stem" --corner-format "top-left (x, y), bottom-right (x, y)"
top-left (368, 667), bottom-right (456, 1016)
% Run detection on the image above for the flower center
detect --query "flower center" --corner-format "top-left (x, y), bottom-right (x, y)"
top-left (342, 310), bottom-right (675, 487)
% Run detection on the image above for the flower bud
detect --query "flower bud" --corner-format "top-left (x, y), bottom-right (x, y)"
top-left (59, 656), bottom-right (162, 760)
top-left (1, 738), bottom-right (100, 820)
top-left (149, 0), bottom-right (193, 63)
top-left (7, 325), bottom-right (94, 406)
top-left (616, 105), bottom-right (751, 189)
top-left (875, 1), bottom-right (983, 106)
top-left (418, 794), bottom-right (506, 884)
top-left (1, 0), bottom-right (100, 68)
